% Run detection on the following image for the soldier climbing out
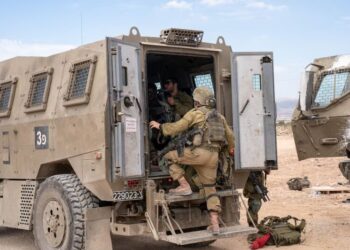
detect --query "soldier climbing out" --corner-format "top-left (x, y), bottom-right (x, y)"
top-left (149, 86), bottom-right (234, 234)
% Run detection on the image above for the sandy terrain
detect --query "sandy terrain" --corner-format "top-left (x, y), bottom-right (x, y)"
top-left (0, 134), bottom-right (349, 250)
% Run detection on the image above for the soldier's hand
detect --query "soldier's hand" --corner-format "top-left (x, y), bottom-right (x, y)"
top-left (167, 96), bottom-right (175, 106)
top-left (229, 147), bottom-right (234, 156)
top-left (149, 121), bottom-right (161, 130)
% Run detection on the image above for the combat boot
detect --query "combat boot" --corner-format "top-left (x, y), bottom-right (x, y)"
top-left (207, 211), bottom-right (220, 235)
top-left (169, 177), bottom-right (193, 196)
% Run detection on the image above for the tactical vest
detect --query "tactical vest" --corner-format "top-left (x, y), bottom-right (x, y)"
top-left (200, 109), bottom-right (227, 149)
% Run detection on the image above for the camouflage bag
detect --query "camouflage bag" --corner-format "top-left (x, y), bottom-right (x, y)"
top-left (287, 177), bottom-right (311, 191)
top-left (251, 215), bottom-right (306, 247)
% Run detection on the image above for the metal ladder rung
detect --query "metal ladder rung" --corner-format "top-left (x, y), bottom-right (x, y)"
top-left (162, 225), bottom-right (257, 245)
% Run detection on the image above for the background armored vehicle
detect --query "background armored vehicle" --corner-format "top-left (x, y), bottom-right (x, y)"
top-left (292, 55), bottom-right (350, 181)
top-left (0, 27), bottom-right (277, 249)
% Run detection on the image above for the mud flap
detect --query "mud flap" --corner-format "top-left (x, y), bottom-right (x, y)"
top-left (85, 207), bottom-right (113, 250)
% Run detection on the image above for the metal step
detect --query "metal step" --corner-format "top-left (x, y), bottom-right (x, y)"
top-left (162, 225), bottom-right (257, 245)
top-left (164, 189), bottom-right (238, 203)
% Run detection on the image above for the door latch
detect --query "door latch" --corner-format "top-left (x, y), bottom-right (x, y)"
top-left (113, 102), bottom-right (123, 123)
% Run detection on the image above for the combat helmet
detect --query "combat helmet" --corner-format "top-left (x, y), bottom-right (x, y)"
top-left (193, 87), bottom-right (216, 108)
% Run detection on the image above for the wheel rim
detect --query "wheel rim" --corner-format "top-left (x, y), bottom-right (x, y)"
top-left (42, 200), bottom-right (66, 247)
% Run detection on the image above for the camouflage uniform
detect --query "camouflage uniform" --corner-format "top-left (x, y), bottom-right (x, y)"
top-left (243, 171), bottom-right (266, 227)
top-left (172, 90), bottom-right (193, 117)
top-left (161, 106), bottom-right (234, 212)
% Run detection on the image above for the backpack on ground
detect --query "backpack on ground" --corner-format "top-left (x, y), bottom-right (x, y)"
top-left (287, 177), bottom-right (310, 191)
top-left (249, 215), bottom-right (306, 247)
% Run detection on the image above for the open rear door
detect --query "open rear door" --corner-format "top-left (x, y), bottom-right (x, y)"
top-left (107, 38), bottom-right (144, 179)
top-left (231, 52), bottom-right (277, 170)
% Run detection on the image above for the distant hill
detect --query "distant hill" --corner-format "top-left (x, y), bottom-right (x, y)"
top-left (276, 98), bottom-right (297, 121)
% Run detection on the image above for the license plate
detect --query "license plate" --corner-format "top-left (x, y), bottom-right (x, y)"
top-left (113, 190), bottom-right (143, 201)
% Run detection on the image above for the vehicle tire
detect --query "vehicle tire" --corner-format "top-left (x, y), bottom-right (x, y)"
top-left (33, 174), bottom-right (99, 250)
top-left (185, 240), bottom-right (216, 248)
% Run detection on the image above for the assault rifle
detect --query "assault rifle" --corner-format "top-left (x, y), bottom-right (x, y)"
top-left (157, 127), bottom-right (202, 160)
top-left (250, 171), bottom-right (270, 202)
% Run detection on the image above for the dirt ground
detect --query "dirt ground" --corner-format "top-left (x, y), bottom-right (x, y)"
top-left (0, 134), bottom-right (349, 250)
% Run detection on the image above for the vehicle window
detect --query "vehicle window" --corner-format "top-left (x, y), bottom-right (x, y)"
top-left (69, 61), bottom-right (91, 99)
top-left (0, 78), bottom-right (17, 118)
top-left (0, 83), bottom-right (13, 112)
top-left (64, 56), bottom-right (97, 106)
top-left (193, 73), bottom-right (214, 92)
top-left (252, 74), bottom-right (262, 91)
top-left (313, 70), bottom-right (350, 107)
top-left (25, 69), bottom-right (53, 112)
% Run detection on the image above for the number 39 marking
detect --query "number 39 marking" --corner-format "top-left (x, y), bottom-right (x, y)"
top-left (35, 126), bottom-right (49, 149)
top-left (36, 131), bottom-right (47, 146)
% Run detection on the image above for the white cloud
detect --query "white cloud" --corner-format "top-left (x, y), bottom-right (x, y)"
top-left (163, 0), bottom-right (192, 9)
top-left (0, 39), bottom-right (75, 61)
top-left (246, 1), bottom-right (287, 11)
top-left (200, 0), bottom-right (236, 6)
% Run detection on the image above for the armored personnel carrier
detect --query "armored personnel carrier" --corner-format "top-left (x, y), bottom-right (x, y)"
top-left (292, 55), bottom-right (350, 181)
top-left (0, 27), bottom-right (277, 249)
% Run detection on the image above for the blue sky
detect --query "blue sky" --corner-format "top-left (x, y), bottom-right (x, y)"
top-left (0, 0), bottom-right (349, 100)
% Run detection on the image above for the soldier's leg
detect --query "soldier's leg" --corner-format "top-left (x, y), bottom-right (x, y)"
top-left (164, 149), bottom-right (194, 195)
top-left (247, 198), bottom-right (262, 227)
top-left (189, 149), bottom-right (221, 234)
top-left (164, 148), bottom-right (218, 197)
top-left (164, 148), bottom-right (209, 180)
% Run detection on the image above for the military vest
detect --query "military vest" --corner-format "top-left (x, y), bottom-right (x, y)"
top-left (196, 108), bottom-right (227, 149)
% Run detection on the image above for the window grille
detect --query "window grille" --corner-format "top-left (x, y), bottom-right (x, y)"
top-left (25, 69), bottom-right (53, 113)
top-left (0, 83), bottom-right (12, 112)
top-left (64, 56), bottom-right (97, 106)
top-left (193, 73), bottom-right (214, 92)
top-left (0, 78), bottom-right (17, 118)
top-left (314, 69), bottom-right (350, 107)
top-left (252, 74), bottom-right (262, 91)
top-left (68, 61), bottom-right (91, 99)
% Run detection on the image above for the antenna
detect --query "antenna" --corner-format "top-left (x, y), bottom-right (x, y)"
top-left (80, 12), bottom-right (83, 45)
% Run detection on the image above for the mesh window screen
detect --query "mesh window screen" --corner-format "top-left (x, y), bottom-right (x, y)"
top-left (252, 74), bottom-right (262, 91)
top-left (194, 73), bottom-right (214, 91)
top-left (0, 83), bottom-right (12, 112)
top-left (314, 70), bottom-right (350, 107)
top-left (29, 73), bottom-right (48, 106)
top-left (69, 61), bottom-right (90, 99)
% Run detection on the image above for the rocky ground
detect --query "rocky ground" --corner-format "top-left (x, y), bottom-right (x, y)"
top-left (0, 134), bottom-right (349, 250)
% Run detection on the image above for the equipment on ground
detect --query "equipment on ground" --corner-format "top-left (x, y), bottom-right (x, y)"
top-left (249, 215), bottom-right (306, 247)
top-left (287, 177), bottom-right (311, 191)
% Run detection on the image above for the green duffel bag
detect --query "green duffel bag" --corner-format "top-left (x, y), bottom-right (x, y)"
top-left (250, 215), bottom-right (306, 247)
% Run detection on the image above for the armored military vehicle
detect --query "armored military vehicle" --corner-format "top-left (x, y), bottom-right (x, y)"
top-left (0, 27), bottom-right (277, 249)
top-left (292, 55), bottom-right (350, 181)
